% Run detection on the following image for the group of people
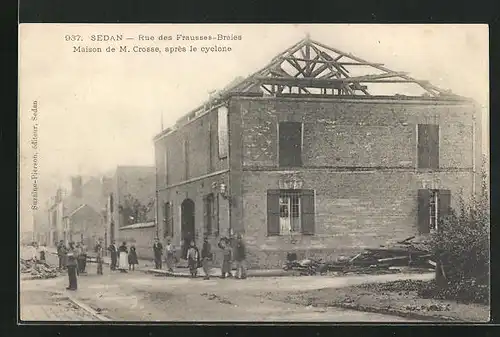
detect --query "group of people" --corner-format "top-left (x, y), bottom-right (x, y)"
top-left (107, 241), bottom-right (139, 272)
top-left (151, 233), bottom-right (247, 280)
top-left (52, 232), bottom-right (247, 291)
top-left (56, 240), bottom-right (92, 291)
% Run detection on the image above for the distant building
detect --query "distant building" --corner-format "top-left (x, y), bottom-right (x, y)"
top-left (103, 166), bottom-right (156, 259)
top-left (45, 175), bottom-right (110, 247)
top-left (153, 37), bottom-right (483, 268)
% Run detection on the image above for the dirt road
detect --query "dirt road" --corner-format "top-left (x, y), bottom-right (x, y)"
top-left (20, 256), bottom-right (430, 322)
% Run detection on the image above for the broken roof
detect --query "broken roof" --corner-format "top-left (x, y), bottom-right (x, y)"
top-left (155, 36), bottom-right (468, 140)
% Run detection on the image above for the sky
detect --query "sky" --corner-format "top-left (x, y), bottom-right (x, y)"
top-left (19, 24), bottom-right (489, 232)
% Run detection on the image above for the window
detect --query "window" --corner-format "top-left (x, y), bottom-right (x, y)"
top-left (203, 193), bottom-right (217, 235)
top-left (267, 189), bottom-right (315, 236)
top-left (183, 139), bottom-right (189, 180)
top-left (417, 189), bottom-right (451, 234)
top-left (429, 190), bottom-right (439, 231)
top-left (279, 122), bottom-right (303, 167)
top-left (418, 124), bottom-right (439, 169)
top-left (164, 147), bottom-right (169, 185)
top-left (218, 106), bottom-right (229, 159)
top-left (163, 202), bottom-right (173, 238)
top-left (279, 192), bottom-right (302, 234)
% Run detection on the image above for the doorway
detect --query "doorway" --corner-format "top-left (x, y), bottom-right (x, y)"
top-left (181, 198), bottom-right (195, 257)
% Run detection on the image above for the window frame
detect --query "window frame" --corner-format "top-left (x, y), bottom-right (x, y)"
top-left (278, 121), bottom-right (304, 168)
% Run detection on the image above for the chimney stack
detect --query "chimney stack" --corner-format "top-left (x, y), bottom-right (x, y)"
top-left (71, 176), bottom-right (83, 198)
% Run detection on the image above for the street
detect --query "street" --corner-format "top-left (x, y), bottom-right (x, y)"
top-left (20, 251), bottom-right (429, 322)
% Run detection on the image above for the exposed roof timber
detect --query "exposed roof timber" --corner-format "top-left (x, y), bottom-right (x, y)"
top-left (308, 38), bottom-right (448, 96)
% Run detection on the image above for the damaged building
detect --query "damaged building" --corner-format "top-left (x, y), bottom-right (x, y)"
top-left (153, 37), bottom-right (483, 268)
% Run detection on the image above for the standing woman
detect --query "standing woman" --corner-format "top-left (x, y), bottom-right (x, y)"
top-left (118, 242), bottom-right (128, 273)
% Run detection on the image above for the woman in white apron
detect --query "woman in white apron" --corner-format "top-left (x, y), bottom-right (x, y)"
top-left (118, 242), bottom-right (129, 273)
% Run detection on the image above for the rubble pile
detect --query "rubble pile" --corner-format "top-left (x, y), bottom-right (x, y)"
top-left (284, 236), bottom-right (436, 276)
top-left (20, 259), bottom-right (59, 279)
top-left (326, 236), bottom-right (435, 274)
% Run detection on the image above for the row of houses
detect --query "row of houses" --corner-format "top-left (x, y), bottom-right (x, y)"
top-left (35, 37), bottom-right (483, 267)
top-left (34, 166), bottom-right (157, 259)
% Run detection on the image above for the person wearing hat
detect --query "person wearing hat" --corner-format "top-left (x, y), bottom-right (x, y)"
top-left (233, 234), bottom-right (247, 279)
top-left (153, 238), bottom-right (163, 270)
top-left (66, 243), bottom-right (78, 290)
top-left (201, 236), bottom-right (212, 280)
top-left (118, 241), bottom-right (129, 273)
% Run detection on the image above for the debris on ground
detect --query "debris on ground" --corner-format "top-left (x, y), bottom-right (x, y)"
top-left (200, 292), bottom-right (233, 305)
top-left (283, 235), bottom-right (435, 276)
top-left (20, 258), bottom-right (59, 279)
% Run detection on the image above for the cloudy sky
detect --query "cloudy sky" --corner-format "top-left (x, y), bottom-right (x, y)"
top-left (19, 24), bottom-right (489, 231)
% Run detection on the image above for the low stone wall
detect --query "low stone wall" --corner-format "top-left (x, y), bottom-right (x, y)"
top-left (117, 223), bottom-right (157, 261)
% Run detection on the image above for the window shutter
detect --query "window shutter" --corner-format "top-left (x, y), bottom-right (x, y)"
top-left (428, 125), bottom-right (440, 169)
top-left (438, 189), bottom-right (451, 220)
top-left (417, 189), bottom-right (431, 234)
top-left (267, 190), bottom-right (280, 236)
top-left (203, 197), bottom-right (208, 234)
top-left (301, 189), bottom-right (315, 235)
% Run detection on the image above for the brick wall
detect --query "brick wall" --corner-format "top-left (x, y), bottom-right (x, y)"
top-left (229, 96), bottom-right (479, 268)
top-left (155, 107), bottom-right (229, 189)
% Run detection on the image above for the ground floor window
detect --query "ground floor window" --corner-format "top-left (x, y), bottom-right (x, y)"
top-left (267, 189), bottom-right (315, 236)
top-left (163, 202), bottom-right (173, 238)
top-left (418, 189), bottom-right (451, 234)
top-left (203, 193), bottom-right (218, 236)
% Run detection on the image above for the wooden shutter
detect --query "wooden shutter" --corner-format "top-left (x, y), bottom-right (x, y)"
top-left (301, 190), bottom-right (315, 235)
top-left (417, 189), bottom-right (431, 234)
top-left (428, 125), bottom-right (439, 169)
top-left (267, 190), bottom-right (280, 236)
top-left (438, 189), bottom-right (451, 220)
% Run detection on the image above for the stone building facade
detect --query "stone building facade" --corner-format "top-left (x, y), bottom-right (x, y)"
top-left (153, 37), bottom-right (483, 268)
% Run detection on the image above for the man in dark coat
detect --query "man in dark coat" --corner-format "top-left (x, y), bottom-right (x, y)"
top-left (153, 238), bottom-right (163, 270)
top-left (108, 240), bottom-right (118, 270)
top-left (201, 236), bottom-right (212, 280)
top-left (233, 234), bottom-right (247, 279)
top-left (95, 240), bottom-right (104, 275)
top-left (57, 240), bottom-right (67, 270)
top-left (66, 243), bottom-right (78, 290)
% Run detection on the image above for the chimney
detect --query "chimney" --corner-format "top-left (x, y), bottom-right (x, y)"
top-left (71, 176), bottom-right (83, 198)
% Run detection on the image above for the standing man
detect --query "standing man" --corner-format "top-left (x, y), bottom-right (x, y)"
top-left (66, 243), bottom-right (78, 291)
top-left (95, 239), bottom-right (104, 275)
top-left (108, 240), bottom-right (118, 271)
top-left (201, 236), bottom-right (212, 280)
top-left (80, 241), bottom-right (88, 273)
top-left (234, 234), bottom-right (247, 280)
top-left (153, 238), bottom-right (163, 270)
top-left (165, 239), bottom-right (176, 273)
top-left (57, 240), bottom-right (67, 270)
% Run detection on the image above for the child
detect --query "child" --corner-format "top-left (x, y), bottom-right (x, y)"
top-left (128, 246), bottom-right (138, 271)
top-left (186, 240), bottom-right (199, 278)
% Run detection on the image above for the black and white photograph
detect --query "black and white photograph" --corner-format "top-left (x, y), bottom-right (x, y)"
top-left (18, 24), bottom-right (490, 323)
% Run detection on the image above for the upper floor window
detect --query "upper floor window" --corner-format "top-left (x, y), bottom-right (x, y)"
top-left (418, 124), bottom-right (439, 169)
top-left (218, 106), bottom-right (229, 159)
top-left (279, 122), bottom-right (303, 167)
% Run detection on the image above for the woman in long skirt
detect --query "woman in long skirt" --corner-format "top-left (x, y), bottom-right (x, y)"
top-left (118, 242), bottom-right (128, 273)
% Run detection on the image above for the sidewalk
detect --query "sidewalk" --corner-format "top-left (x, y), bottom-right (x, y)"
top-left (48, 247), bottom-right (295, 278)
